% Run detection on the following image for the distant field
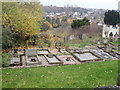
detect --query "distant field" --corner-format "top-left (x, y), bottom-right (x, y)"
top-left (2, 60), bottom-right (119, 88)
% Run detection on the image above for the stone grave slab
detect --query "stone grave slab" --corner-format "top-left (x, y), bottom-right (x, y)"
top-left (90, 49), bottom-right (118, 60)
top-left (10, 55), bottom-right (21, 65)
top-left (74, 52), bottom-right (99, 61)
top-left (44, 55), bottom-right (62, 64)
top-left (37, 49), bottom-right (50, 55)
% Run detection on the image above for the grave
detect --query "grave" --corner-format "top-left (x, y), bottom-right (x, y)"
top-left (90, 49), bottom-right (117, 60)
top-left (37, 49), bottom-right (50, 55)
top-left (25, 49), bottom-right (41, 66)
top-left (11, 49), bottom-right (25, 55)
top-left (44, 54), bottom-right (63, 64)
top-left (10, 54), bottom-right (22, 66)
top-left (38, 55), bottom-right (50, 66)
top-left (67, 48), bottom-right (81, 53)
top-left (59, 48), bottom-right (69, 54)
top-left (26, 55), bottom-right (41, 66)
top-left (72, 51), bottom-right (102, 62)
top-left (49, 49), bottom-right (60, 54)
top-left (58, 55), bottom-right (76, 64)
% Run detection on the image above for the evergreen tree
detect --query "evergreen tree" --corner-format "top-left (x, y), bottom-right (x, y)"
top-left (104, 10), bottom-right (120, 26)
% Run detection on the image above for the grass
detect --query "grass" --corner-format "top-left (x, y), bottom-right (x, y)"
top-left (2, 60), bottom-right (119, 88)
top-left (111, 41), bottom-right (120, 45)
top-left (65, 36), bottom-right (98, 48)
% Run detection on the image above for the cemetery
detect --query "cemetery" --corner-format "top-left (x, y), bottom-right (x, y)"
top-left (7, 42), bottom-right (119, 68)
top-left (1, 2), bottom-right (120, 88)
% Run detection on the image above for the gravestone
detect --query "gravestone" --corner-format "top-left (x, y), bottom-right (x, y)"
top-left (55, 41), bottom-right (62, 47)
top-left (103, 38), bottom-right (108, 44)
top-left (97, 40), bottom-right (101, 45)
top-left (47, 54), bottom-right (54, 58)
top-left (105, 45), bottom-right (112, 52)
top-left (78, 33), bottom-right (83, 40)
top-left (114, 33), bottom-right (119, 41)
top-left (69, 35), bottom-right (74, 40)
top-left (109, 32), bottom-right (113, 42)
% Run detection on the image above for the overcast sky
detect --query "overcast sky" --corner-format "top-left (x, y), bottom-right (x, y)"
top-left (40, 0), bottom-right (120, 10)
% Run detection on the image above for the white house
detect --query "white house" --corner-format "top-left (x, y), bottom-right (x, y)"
top-left (102, 25), bottom-right (119, 39)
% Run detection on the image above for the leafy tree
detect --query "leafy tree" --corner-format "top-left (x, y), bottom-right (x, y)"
top-left (56, 17), bottom-right (61, 26)
top-left (2, 27), bottom-right (15, 50)
top-left (46, 17), bottom-right (51, 23)
top-left (51, 17), bottom-right (56, 25)
top-left (2, 2), bottom-right (43, 48)
top-left (71, 17), bottom-right (90, 29)
top-left (104, 10), bottom-right (120, 26)
top-left (62, 16), bottom-right (67, 22)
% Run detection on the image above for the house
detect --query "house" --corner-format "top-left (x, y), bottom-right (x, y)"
top-left (102, 25), bottom-right (119, 40)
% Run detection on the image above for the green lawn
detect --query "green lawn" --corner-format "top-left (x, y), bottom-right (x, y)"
top-left (2, 60), bottom-right (119, 88)
top-left (65, 36), bottom-right (99, 48)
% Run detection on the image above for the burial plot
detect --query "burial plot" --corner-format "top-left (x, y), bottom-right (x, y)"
top-left (59, 48), bottom-right (69, 54)
top-left (44, 54), bottom-right (63, 64)
top-left (37, 49), bottom-right (50, 55)
top-left (67, 48), bottom-right (81, 53)
top-left (25, 49), bottom-right (41, 66)
top-left (11, 49), bottom-right (25, 55)
top-left (38, 55), bottom-right (50, 66)
top-left (49, 49), bottom-right (60, 54)
top-left (10, 54), bottom-right (22, 66)
top-left (58, 55), bottom-right (77, 64)
top-left (26, 56), bottom-right (41, 66)
top-left (73, 51), bottom-right (102, 62)
top-left (90, 49), bottom-right (117, 60)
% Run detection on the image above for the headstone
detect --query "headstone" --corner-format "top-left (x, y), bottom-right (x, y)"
top-left (105, 45), bottom-right (112, 52)
top-left (55, 41), bottom-right (62, 47)
top-left (69, 35), bottom-right (74, 40)
top-left (66, 57), bottom-right (71, 61)
top-left (78, 33), bottom-right (82, 40)
top-left (104, 38), bottom-right (108, 44)
top-left (109, 32), bottom-right (113, 42)
top-left (114, 33), bottom-right (118, 41)
top-left (47, 54), bottom-right (53, 58)
top-left (97, 40), bottom-right (101, 45)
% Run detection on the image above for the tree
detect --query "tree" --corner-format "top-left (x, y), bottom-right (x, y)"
top-left (46, 17), bottom-right (51, 23)
top-left (71, 17), bottom-right (90, 29)
top-left (104, 10), bottom-right (120, 26)
top-left (41, 21), bottom-right (53, 32)
top-left (2, 2), bottom-right (43, 48)
top-left (51, 17), bottom-right (55, 25)
top-left (62, 16), bottom-right (67, 22)
top-left (56, 17), bottom-right (61, 26)
top-left (2, 27), bottom-right (15, 50)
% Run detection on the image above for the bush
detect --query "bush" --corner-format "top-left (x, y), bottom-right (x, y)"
top-left (71, 17), bottom-right (90, 29)
top-left (2, 53), bottom-right (11, 67)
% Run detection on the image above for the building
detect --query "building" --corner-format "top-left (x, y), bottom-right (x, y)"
top-left (102, 25), bottom-right (119, 40)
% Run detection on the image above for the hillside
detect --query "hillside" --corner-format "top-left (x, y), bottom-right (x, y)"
top-left (2, 60), bottom-right (118, 88)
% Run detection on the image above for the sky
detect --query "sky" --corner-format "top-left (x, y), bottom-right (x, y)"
top-left (40, 0), bottom-right (120, 10)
